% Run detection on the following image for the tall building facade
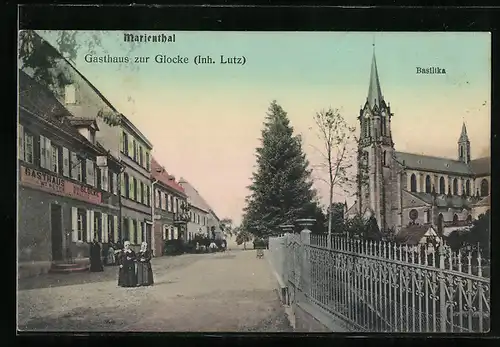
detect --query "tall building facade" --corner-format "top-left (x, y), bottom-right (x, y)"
top-left (347, 51), bottom-right (491, 236)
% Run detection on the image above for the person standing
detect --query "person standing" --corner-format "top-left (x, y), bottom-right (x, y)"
top-left (117, 241), bottom-right (137, 287)
top-left (89, 239), bottom-right (104, 272)
top-left (107, 243), bottom-right (116, 266)
top-left (136, 242), bottom-right (154, 286)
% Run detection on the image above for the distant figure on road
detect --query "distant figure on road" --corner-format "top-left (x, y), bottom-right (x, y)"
top-left (136, 242), bottom-right (154, 286)
top-left (89, 239), bottom-right (104, 272)
top-left (118, 241), bottom-right (137, 287)
top-left (209, 241), bottom-right (217, 252)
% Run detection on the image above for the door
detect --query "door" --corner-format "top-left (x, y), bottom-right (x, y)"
top-left (145, 223), bottom-right (152, 250)
top-left (50, 204), bottom-right (63, 261)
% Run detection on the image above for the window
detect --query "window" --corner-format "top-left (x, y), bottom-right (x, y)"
top-left (123, 173), bottom-right (129, 198)
top-left (439, 176), bottom-right (445, 194)
top-left (383, 150), bottom-right (386, 166)
top-left (425, 175), bottom-right (431, 193)
top-left (146, 186), bottom-right (151, 207)
top-left (453, 214), bottom-right (459, 225)
top-left (123, 218), bottom-right (130, 241)
top-left (480, 179), bottom-right (489, 197)
top-left (146, 151), bottom-right (150, 171)
top-left (167, 195), bottom-right (172, 212)
top-left (108, 216), bottom-right (114, 243)
top-left (139, 146), bottom-right (144, 167)
top-left (437, 213), bottom-right (444, 234)
top-left (466, 215), bottom-right (472, 224)
top-left (131, 177), bottom-right (137, 200)
top-left (77, 159), bottom-right (84, 182)
top-left (425, 210), bottom-right (430, 223)
top-left (465, 180), bottom-right (470, 196)
top-left (77, 209), bottom-right (86, 242)
top-left (132, 219), bottom-right (138, 244)
top-left (156, 189), bottom-right (161, 208)
top-left (410, 174), bottom-right (417, 192)
top-left (453, 178), bottom-right (458, 195)
top-left (94, 212), bottom-right (102, 241)
top-left (121, 131), bottom-right (128, 155)
top-left (133, 139), bottom-right (137, 161)
top-left (65, 84), bottom-right (76, 104)
top-left (95, 167), bottom-right (101, 189)
top-left (140, 181), bottom-right (145, 204)
top-left (24, 133), bottom-right (34, 164)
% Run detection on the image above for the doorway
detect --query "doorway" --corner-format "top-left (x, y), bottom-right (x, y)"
top-left (50, 204), bottom-right (63, 261)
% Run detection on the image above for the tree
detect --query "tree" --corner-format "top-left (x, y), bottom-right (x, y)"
top-left (329, 202), bottom-right (347, 234)
top-left (242, 101), bottom-right (320, 238)
top-left (18, 30), bottom-right (139, 126)
top-left (220, 218), bottom-right (234, 237)
top-left (235, 230), bottom-right (253, 250)
top-left (311, 108), bottom-right (357, 239)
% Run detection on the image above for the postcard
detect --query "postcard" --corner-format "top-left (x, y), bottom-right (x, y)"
top-left (17, 29), bottom-right (490, 333)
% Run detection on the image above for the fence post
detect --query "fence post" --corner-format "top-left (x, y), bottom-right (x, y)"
top-left (438, 243), bottom-right (447, 332)
top-left (297, 219), bottom-right (315, 299)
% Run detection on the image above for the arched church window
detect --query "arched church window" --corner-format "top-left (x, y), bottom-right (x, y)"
top-left (460, 146), bottom-right (463, 160)
top-left (453, 178), bottom-right (458, 195)
top-left (453, 214), bottom-right (459, 225)
top-left (439, 176), bottom-right (445, 194)
top-left (410, 174), bottom-right (417, 192)
top-left (480, 179), bottom-right (489, 197)
top-left (425, 175), bottom-right (432, 193)
top-left (465, 180), bottom-right (470, 196)
top-left (437, 213), bottom-right (444, 234)
top-left (383, 151), bottom-right (386, 166)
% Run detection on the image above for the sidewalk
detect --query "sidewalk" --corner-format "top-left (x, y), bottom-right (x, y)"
top-left (18, 248), bottom-right (292, 332)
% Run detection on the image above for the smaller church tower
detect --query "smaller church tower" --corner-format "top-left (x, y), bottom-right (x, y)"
top-left (458, 122), bottom-right (471, 164)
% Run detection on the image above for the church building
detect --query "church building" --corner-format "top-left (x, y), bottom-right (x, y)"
top-left (346, 51), bottom-right (491, 236)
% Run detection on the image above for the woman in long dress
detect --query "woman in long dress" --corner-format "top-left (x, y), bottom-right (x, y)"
top-left (136, 242), bottom-right (154, 286)
top-left (89, 239), bottom-right (104, 272)
top-left (107, 243), bottom-right (116, 265)
top-left (118, 241), bottom-right (137, 287)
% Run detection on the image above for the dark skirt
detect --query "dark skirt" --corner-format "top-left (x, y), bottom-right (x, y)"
top-left (137, 262), bottom-right (154, 286)
top-left (118, 265), bottom-right (137, 287)
top-left (89, 258), bottom-right (104, 272)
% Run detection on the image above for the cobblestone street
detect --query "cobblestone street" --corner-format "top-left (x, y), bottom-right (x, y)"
top-left (17, 248), bottom-right (292, 332)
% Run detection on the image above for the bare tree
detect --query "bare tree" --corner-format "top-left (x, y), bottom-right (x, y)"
top-left (311, 108), bottom-right (357, 239)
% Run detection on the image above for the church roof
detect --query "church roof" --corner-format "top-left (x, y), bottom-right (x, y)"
top-left (395, 225), bottom-right (437, 245)
top-left (367, 51), bottom-right (384, 109)
top-left (396, 151), bottom-right (473, 175)
top-left (406, 191), bottom-right (475, 209)
top-left (469, 157), bottom-right (490, 176)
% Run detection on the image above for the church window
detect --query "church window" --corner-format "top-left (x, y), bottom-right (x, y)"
top-left (460, 146), bottom-right (464, 160)
top-left (437, 213), bottom-right (444, 234)
top-left (425, 210), bottom-right (430, 223)
top-left (465, 180), bottom-right (470, 196)
top-left (439, 177), bottom-right (445, 194)
top-left (452, 178), bottom-right (458, 195)
top-left (410, 174), bottom-right (417, 192)
top-left (383, 151), bottom-right (386, 166)
top-left (466, 215), bottom-right (472, 224)
top-left (480, 179), bottom-right (489, 197)
top-left (425, 175), bottom-right (431, 193)
top-left (453, 214), bottom-right (459, 225)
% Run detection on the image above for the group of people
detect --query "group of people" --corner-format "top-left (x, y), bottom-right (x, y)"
top-left (89, 239), bottom-right (154, 288)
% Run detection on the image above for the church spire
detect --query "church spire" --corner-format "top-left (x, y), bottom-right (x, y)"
top-left (458, 122), bottom-right (469, 142)
top-left (367, 48), bottom-right (384, 109)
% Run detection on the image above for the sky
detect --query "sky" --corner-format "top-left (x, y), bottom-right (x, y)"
top-left (38, 31), bottom-right (491, 225)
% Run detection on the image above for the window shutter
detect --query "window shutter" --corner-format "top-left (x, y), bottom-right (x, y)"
top-left (62, 147), bottom-right (70, 177)
top-left (45, 137), bottom-right (52, 170)
top-left (39, 135), bottom-right (46, 168)
top-left (18, 125), bottom-right (25, 160)
top-left (102, 167), bottom-right (109, 191)
top-left (86, 159), bottom-right (94, 186)
top-left (86, 210), bottom-right (92, 242)
top-left (161, 192), bottom-right (167, 210)
top-left (102, 213), bottom-right (108, 243)
top-left (173, 197), bottom-right (177, 213)
top-left (112, 173), bottom-right (118, 194)
top-left (89, 210), bottom-right (95, 241)
top-left (137, 220), bottom-right (142, 244)
top-left (71, 207), bottom-right (78, 242)
top-left (128, 136), bottom-right (134, 158)
top-left (120, 132), bottom-right (125, 153)
top-left (129, 178), bottom-right (134, 201)
top-left (70, 152), bottom-right (78, 179)
top-left (121, 173), bottom-right (126, 196)
top-left (113, 215), bottom-right (119, 243)
top-left (129, 219), bottom-right (134, 245)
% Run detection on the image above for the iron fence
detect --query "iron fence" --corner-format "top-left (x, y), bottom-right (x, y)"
top-left (269, 233), bottom-right (490, 333)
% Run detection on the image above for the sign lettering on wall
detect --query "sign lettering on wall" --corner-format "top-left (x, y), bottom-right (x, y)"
top-left (20, 165), bottom-right (102, 204)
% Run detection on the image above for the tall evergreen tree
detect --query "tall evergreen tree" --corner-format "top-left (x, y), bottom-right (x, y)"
top-left (242, 101), bottom-right (320, 238)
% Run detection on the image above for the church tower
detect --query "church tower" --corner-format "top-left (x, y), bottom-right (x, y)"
top-left (458, 122), bottom-right (471, 164)
top-left (356, 48), bottom-right (396, 231)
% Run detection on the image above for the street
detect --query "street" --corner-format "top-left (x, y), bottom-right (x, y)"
top-left (17, 246), bottom-right (292, 332)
